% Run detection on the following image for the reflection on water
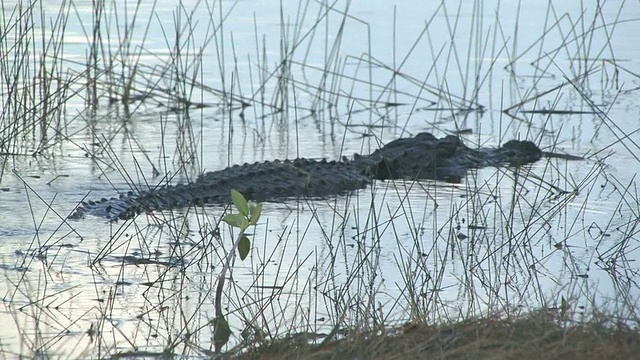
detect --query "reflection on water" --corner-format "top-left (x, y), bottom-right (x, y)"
top-left (1, 0), bottom-right (639, 357)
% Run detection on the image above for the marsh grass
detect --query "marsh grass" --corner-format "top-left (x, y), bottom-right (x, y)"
top-left (228, 310), bottom-right (640, 360)
top-left (1, 0), bottom-right (639, 359)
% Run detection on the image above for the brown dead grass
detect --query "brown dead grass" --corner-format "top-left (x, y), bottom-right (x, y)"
top-left (229, 311), bottom-right (640, 360)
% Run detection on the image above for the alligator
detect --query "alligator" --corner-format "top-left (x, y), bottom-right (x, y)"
top-left (69, 132), bottom-right (580, 221)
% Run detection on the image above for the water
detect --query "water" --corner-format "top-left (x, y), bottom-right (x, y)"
top-left (1, 0), bottom-right (639, 357)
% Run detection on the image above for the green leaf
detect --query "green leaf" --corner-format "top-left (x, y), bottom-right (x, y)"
top-left (231, 189), bottom-right (249, 218)
top-left (249, 203), bottom-right (263, 225)
top-left (239, 217), bottom-right (249, 231)
top-left (225, 213), bottom-right (250, 231)
top-left (238, 235), bottom-right (251, 260)
top-left (213, 315), bottom-right (231, 352)
top-left (223, 213), bottom-right (241, 228)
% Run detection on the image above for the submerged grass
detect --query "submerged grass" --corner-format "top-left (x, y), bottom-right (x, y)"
top-left (1, 0), bottom-right (639, 359)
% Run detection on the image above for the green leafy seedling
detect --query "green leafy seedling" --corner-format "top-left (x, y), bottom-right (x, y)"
top-left (214, 189), bottom-right (264, 353)
top-left (224, 189), bottom-right (263, 232)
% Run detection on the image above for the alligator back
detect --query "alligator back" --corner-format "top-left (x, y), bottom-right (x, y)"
top-left (359, 134), bottom-right (472, 182)
top-left (69, 158), bottom-right (370, 221)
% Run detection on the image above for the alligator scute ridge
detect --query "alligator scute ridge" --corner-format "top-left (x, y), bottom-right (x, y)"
top-left (69, 132), bottom-right (565, 221)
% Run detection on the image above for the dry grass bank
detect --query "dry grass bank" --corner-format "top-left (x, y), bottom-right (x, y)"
top-left (231, 312), bottom-right (640, 360)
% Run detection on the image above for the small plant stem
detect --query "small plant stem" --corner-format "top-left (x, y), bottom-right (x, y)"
top-left (215, 229), bottom-right (244, 316)
top-left (213, 228), bottom-right (246, 352)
